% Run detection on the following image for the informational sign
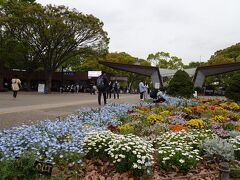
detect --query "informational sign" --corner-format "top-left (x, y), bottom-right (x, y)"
top-left (64, 72), bottom-right (76, 76)
top-left (154, 82), bottom-right (160, 89)
top-left (88, 71), bottom-right (102, 78)
top-left (38, 84), bottom-right (45, 93)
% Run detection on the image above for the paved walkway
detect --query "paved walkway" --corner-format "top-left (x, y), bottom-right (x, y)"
top-left (0, 92), bottom-right (140, 129)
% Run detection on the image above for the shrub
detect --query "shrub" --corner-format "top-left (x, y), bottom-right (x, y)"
top-left (225, 73), bottom-right (240, 102)
top-left (0, 153), bottom-right (38, 180)
top-left (167, 70), bottom-right (194, 98)
top-left (203, 137), bottom-right (235, 161)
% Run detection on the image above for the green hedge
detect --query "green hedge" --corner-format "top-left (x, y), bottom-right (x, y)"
top-left (166, 70), bottom-right (194, 98)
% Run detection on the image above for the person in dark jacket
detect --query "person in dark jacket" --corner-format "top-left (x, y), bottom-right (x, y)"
top-left (113, 81), bottom-right (120, 99)
top-left (107, 81), bottom-right (112, 99)
top-left (97, 72), bottom-right (109, 105)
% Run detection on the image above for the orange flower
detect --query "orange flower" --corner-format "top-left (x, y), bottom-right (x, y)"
top-left (192, 106), bottom-right (205, 113)
top-left (136, 106), bottom-right (151, 113)
top-left (169, 124), bottom-right (186, 132)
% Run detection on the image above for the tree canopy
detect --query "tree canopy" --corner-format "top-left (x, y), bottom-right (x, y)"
top-left (0, 1), bottom-right (109, 90)
top-left (205, 43), bottom-right (240, 87)
top-left (147, 51), bottom-right (184, 69)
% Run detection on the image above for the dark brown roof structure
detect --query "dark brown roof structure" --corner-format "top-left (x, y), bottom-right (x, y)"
top-left (99, 61), bottom-right (163, 87)
top-left (99, 61), bottom-right (240, 88)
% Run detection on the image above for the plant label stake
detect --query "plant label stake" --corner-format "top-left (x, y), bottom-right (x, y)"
top-left (35, 160), bottom-right (53, 176)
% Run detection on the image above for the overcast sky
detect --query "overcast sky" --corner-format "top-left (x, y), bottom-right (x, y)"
top-left (37, 0), bottom-right (240, 64)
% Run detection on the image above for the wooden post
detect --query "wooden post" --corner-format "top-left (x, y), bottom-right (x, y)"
top-left (219, 162), bottom-right (230, 180)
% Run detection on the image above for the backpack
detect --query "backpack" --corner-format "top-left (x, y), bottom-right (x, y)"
top-left (114, 82), bottom-right (118, 90)
top-left (97, 75), bottom-right (105, 89)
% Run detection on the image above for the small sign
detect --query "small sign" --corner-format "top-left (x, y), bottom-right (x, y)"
top-left (88, 71), bottom-right (102, 78)
top-left (38, 84), bottom-right (45, 93)
top-left (154, 82), bottom-right (160, 89)
top-left (34, 161), bottom-right (53, 176)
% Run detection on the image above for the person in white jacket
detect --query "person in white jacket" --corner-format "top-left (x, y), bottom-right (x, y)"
top-left (11, 75), bottom-right (22, 98)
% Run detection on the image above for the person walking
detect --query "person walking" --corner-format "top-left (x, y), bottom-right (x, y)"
top-left (144, 82), bottom-right (149, 99)
top-left (97, 72), bottom-right (109, 105)
top-left (107, 81), bottom-right (112, 99)
top-left (11, 75), bottom-right (22, 99)
top-left (89, 81), bottom-right (94, 95)
top-left (113, 81), bottom-right (120, 99)
top-left (139, 80), bottom-right (145, 100)
top-left (92, 84), bottom-right (97, 95)
top-left (76, 84), bottom-right (80, 93)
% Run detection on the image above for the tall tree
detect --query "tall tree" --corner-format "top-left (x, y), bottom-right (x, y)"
top-left (183, 61), bottom-right (207, 68)
top-left (1, 1), bottom-right (109, 91)
top-left (209, 43), bottom-right (240, 63)
top-left (205, 43), bottom-right (240, 87)
top-left (147, 51), bottom-right (183, 69)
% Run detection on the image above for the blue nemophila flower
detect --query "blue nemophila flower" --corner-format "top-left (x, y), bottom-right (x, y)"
top-left (0, 103), bottom-right (132, 164)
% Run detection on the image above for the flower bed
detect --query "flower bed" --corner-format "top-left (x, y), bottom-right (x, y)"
top-left (0, 98), bottom-right (240, 179)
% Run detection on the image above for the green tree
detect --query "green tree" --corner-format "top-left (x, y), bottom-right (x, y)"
top-left (205, 43), bottom-right (240, 87)
top-left (225, 73), bottom-right (240, 102)
top-left (1, 1), bottom-right (109, 91)
top-left (210, 43), bottom-right (240, 62)
top-left (167, 70), bottom-right (194, 98)
top-left (184, 61), bottom-right (207, 68)
top-left (147, 51), bottom-right (183, 69)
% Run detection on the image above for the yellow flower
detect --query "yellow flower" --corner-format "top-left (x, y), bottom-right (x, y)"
top-left (220, 102), bottom-right (228, 109)
top-left (117, 123), bottom-right (133, 133)
top-left (230, 102), bottom-right (240, 111)
top-left (235, 126), bottom-right (240, 131)
top-left (209, 115), bottom-right (226, 122)
top-left (160, 110), bottom-right (170, 116)
top-left (186, 119), bottom-right (206, 129)
top-left (183, 107), bottom-right (192, 114)
top-left (147, 114), bottom-right (165, 124)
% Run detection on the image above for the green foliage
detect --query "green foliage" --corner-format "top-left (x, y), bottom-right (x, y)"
top-left (210, 43), bottom-right (240, 63)
top-left (147, 51), bottom-right (183, 69)
top-left (225, 72), bottom-right (240, 102)
top-left (0, 153), bottom-right (38, 180)
top-left (1, 1), bottom-right (109, 90)
top-left (184, 61), bottom-right (207, 68)
top-left (222, 122), bottom-right (236, 131)
top-left (203, 137), bottom-right (235, 162)
top-left (205, 43), bottom-right (240, 87)
top-left (167, 70), bottom-right (194, 98)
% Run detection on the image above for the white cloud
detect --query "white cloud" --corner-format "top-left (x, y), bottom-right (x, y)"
top-left (37, 0), bottom-right (240, 64)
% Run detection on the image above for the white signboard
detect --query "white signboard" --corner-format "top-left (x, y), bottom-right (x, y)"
top-left (88, 71), bottom-right (102, 78)
top-left (154, 82), bottom-right (160, 89)
top-left (193, 91), bottom-right (198, 97)
top-left (38, 84), bottom-right (45, 93)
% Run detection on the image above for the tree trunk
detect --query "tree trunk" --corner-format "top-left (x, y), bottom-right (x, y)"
top-left (27, 75), bottom-right (31, 91)
top-left (0, 59), bottom-right (4, 91)
top-left (27, 72), bottom-right (32, 91)
top-left (0, 75), bottom-right (3, 91)
top-left (45, 71), bottom-right (52, 93)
